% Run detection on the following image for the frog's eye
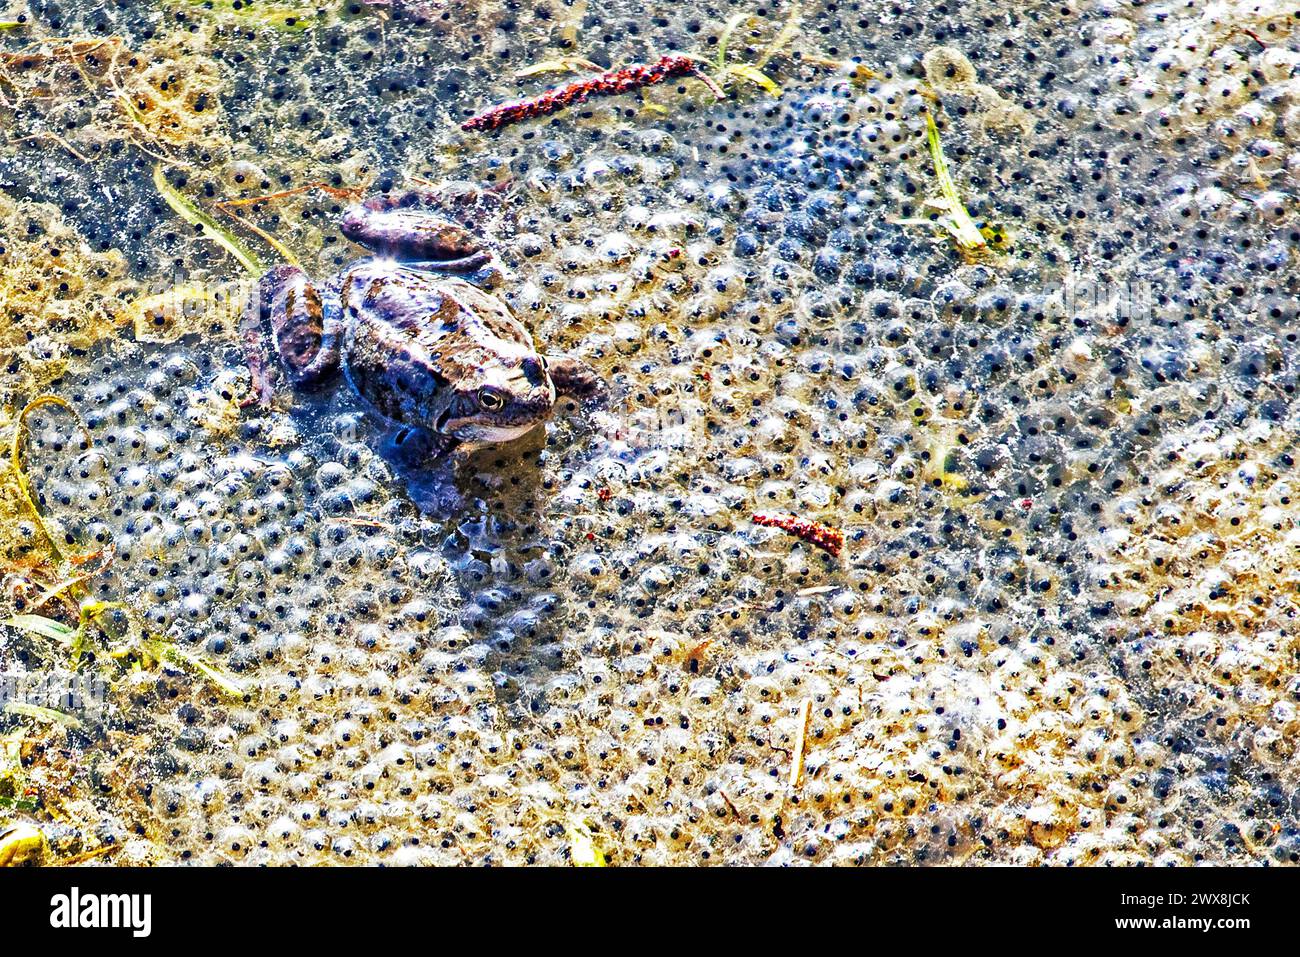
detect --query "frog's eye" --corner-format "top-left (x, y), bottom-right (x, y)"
top-left (477, 387), bottom-right (506, 411)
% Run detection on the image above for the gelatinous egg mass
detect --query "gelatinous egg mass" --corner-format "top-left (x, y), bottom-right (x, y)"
top-left (1, 0), bottom-right (1299, 865)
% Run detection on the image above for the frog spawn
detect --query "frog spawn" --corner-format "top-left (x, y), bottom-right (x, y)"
top-left (2, 0), bottom-right (1300, 864)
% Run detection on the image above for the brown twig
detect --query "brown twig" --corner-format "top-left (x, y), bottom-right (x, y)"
top-left (215, 181), bottom-right (367, 209)
top-left (789, 700), bottom-right (812, 788)
top-left (752, 513), bottom-right (844, 557)
top-left (462, 54), bottom-right (724, 133)
top-left (7, 131), bottom-right (89, 163)
top-left (214, 181), bottom-right (369, 267)
top-left (1232, 27), bottom-right (1267, 48)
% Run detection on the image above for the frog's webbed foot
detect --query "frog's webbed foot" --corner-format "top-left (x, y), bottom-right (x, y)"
top-left (546, 355), bottom-right (604, 403)
top-left (240, 265), bottom-right (342, 408)
top-left (375, 425), bottom-right (469, 516)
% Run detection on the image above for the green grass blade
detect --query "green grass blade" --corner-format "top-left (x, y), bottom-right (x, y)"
top-left (716, 12), bottom-right (749, 71)
top-left (4, 703), bottom-right (82, 730)
top-left (153, 164), bottom-right (263, 275)
top-left (755, 1), bottom-right (801, 69)
top-left (923, 112), bottom-right (986, 251)
top-left (724, 63), bottom-right (783, 97)
top-left (143, 638), bottom-right (249, 699)
top-left (2, 615), bottom-right (75, 645)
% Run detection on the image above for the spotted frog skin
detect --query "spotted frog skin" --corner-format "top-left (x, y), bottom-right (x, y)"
top-left (241, 183), bottom-right (600, 454)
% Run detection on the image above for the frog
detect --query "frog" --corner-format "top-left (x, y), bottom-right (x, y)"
top-left (240, 182), bottom-right (601, 458)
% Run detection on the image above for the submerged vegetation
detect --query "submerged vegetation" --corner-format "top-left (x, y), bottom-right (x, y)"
top-left (0, 195), bottom-right (132, 404)
top-left (0, 33), bottom-right (229, 161)
top-left (894, 110), bottom-right (990, 253)
top-left (711, 1), bottom-right (799, 96)
top-left (152, 164), bottom-right (263, 275)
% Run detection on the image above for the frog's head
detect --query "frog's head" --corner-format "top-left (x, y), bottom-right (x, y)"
top-left (436, 350), bottom-right (558, 444)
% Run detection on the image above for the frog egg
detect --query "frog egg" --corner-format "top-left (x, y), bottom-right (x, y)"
top-left (231, 497), bottom-right (264, 526)
top-left (170, 587), bottom-right (210, 623)
top-left (248, 630), bottom-right (285, 662)
top-left (144, 602), bottom-right (176, 630)
top-left (312, 461), bottom-right (349, 491)
top-left (300, 828), bottom-right (330, 855)
top-left (223, 158), bottom-right (267, 187)
top-left (161, 354), bottom-right (200, 385)
top-left (192, 777), bottom-right (226, 811)
top-left (522, 555), bottom-right (557, 585)
top-left (1253, 190), bottom-right (1290, 223)
top-left (344, 477), bottom-right (378, 505)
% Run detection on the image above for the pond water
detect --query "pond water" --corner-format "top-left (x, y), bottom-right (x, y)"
top-left (2, 0), bottom-right (1300, 865)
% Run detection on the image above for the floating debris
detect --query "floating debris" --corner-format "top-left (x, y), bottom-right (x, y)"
top-left (894, 111), bottom-right (989, 252)
top-left (751, 514), bottom-right (844, 557)
top-left (795, 585), bottom-right (838, 597)
top-left (789, 699), bottom-right (812, 788)
top-left (152, 164), bottom-right (263, 274)
top-left (568, 817), bottom-right (608, 867)
top-left (0, 821), bottom-right (45, 866)
top-left (0, 731), bottom-right (33, 816)
top-left (514, 57), bottom-right (603, 78)
top-left (462, 55), bottom-right (724, 133)
top-left (485, 5), bottom-right (794, 133)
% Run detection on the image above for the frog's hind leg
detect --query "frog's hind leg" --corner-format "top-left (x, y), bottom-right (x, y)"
top-left (240, 265), bottom-right (341, 407)
top-left (339, 186), bottom-right (506, 289)
top-left (275, 271), bottom-right (342, 389)
top-left (240, 267), bottom-right (289, 407)
top-left (400, 257), bottom-right (504, 291)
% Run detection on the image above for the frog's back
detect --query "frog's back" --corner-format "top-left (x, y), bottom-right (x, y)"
top-left (340, 260), bottom-right (533, 350)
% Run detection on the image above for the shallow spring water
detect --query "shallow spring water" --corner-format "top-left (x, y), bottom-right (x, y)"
top-left (2, 0), bottom-right (1300, 864)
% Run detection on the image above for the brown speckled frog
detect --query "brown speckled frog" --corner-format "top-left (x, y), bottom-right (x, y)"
top-left (240, 182), bottom-right (600, 456)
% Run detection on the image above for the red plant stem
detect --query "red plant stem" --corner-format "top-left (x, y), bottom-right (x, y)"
top-left (752, 514), bottom-right (844, 557)
top-left (462, 55), bottom-right (723, 133)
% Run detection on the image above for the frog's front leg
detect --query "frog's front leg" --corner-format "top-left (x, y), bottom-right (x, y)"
top-left (381, 424), bottom-right (459, 467)
top-left (402, 258), bottom-right (505, 291)
top-left (545, 354), bottom-right (604, 401)
top-left (240, 265), bottom-right (342, 407)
